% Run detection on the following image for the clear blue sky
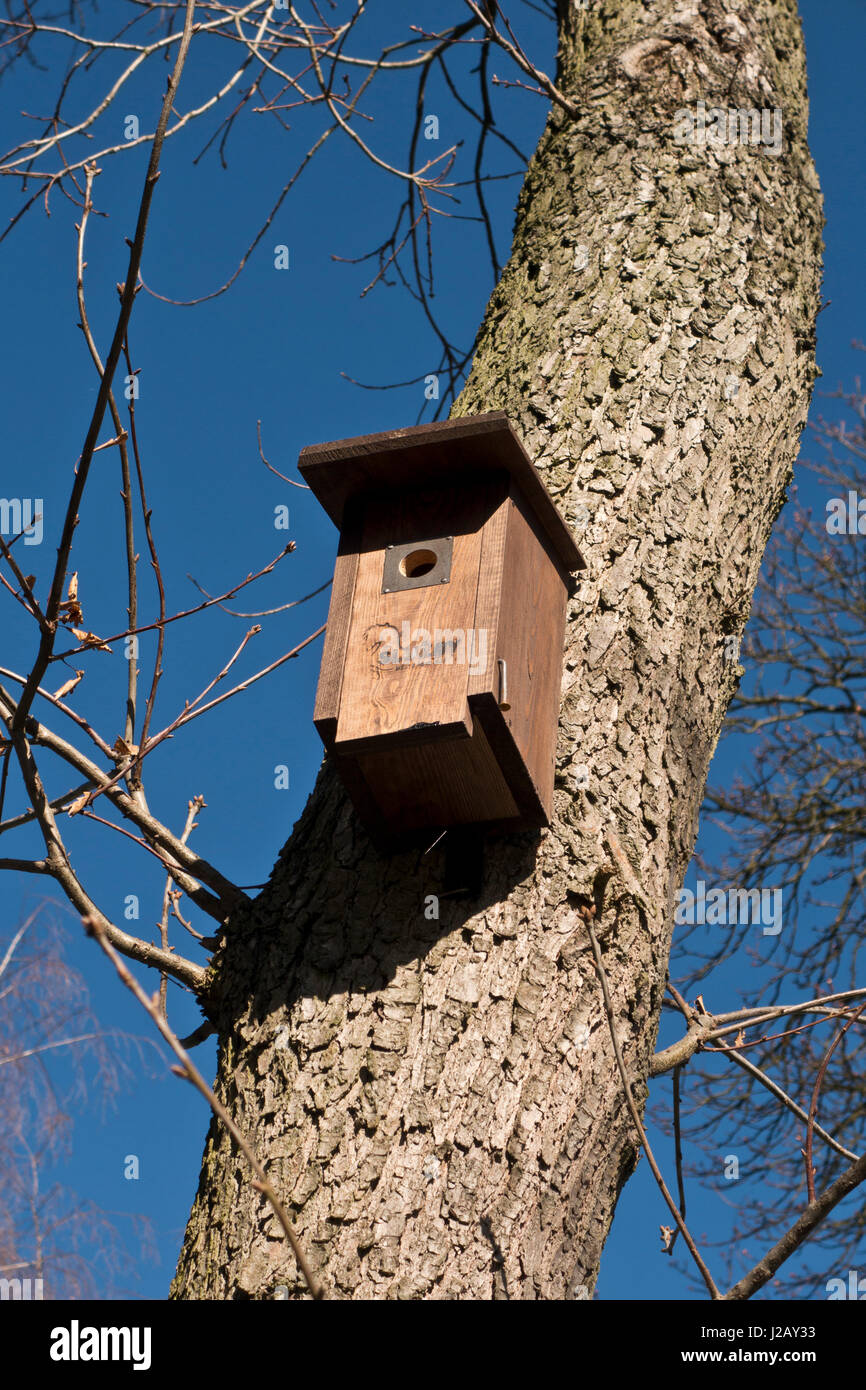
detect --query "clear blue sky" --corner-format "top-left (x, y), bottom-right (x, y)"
top-left (1, 0), bottom-right (863, 1300)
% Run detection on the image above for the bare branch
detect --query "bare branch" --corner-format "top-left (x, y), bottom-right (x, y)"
top-left (11, 0), bottom-right (200, 738)
top-left (86, 915), bottom-right (323, 1299)
top-left (584, 907), bottom-right (720, 1299)
top-left (723, 1152), bottom-right (866, 1300)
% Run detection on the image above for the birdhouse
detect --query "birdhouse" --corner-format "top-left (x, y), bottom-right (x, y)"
top-left (300, 411), bottom-right (584, 842)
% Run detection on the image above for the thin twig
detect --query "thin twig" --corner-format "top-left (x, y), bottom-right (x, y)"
top-left (85, 915), bottom-right (323, 1300)
top-left (11, 0), bottom-right (200, 737)
top-left (719, 1044), bottom-right (859, 1164)
top-left (722, 1151), bottom-right (866, 1300)
top-left (256, 420), bottom-right (310, 488)
top-left (583, 907), bottom-right (720, 1299)
top-left (804, 1001), bottom-right (866, 1201)
top-left (667, 1066), bottom-right (686, 1257)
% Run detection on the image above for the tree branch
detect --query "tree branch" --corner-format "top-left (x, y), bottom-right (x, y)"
top-left (86, 914), bottom-right (322, 1298)
top-left (723, 1152), bottom-right (866, 1300)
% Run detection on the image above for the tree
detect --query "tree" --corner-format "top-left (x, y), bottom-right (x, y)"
top-left (0, 0), bottom-right (831, 1300)
top-left (171, 0), bottom-right (826, 1299)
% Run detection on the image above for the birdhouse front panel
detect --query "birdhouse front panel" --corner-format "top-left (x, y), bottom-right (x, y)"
top-left (334, 481), bottom-right (503, 751)
top-left (299, 412), bottom-right (584, 842)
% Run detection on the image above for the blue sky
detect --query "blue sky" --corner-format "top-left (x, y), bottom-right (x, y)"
top-left (1, 0), bottom-right (864, 1300)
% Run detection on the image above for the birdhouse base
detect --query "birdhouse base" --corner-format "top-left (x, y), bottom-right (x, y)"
top-left (326, 688), bottom-right (551, 846)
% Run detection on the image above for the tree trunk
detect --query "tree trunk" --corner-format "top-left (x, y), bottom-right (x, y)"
top-left (172, 0), bottom-right (822, 1300)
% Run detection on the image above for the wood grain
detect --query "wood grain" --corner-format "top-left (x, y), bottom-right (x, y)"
top-left (492, 491), bottom-right (568, 819)
top-left (334, 484), bottom-right (493, 749)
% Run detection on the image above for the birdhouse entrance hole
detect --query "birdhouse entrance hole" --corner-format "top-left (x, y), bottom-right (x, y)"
top-left (400, 549), bottom-right (437, 578)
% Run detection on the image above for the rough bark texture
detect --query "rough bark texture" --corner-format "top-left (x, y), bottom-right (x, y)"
top-left (172, 0), bottom-right (822, 1299)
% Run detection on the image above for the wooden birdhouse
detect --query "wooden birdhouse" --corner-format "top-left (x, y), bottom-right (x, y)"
top-left (300, 411), bottom-right (584, 841)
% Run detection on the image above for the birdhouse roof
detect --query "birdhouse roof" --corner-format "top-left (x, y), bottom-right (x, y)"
top-left (298, 411), bottom-right (584, 574)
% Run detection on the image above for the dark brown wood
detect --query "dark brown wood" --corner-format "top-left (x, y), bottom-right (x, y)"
top-left (354, 717), bottom-right (519, 833)
top-left (467, 485), bottom-right (510, 701)
top-left (298, 411), bottom-right (584, 576)
top-left (469, 693), bottom-right (548, 827)
top-left (312, 502), bottom-right (362, 744)
top-left (489, 489), bottom-right (569, 819)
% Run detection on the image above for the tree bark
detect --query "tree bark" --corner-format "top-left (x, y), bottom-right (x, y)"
top-left (172, 0), bottom-right (823, 1300)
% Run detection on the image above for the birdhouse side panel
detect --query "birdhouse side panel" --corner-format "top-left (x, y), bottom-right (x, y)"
top-left (491, 494), bottom-right (569, 818)
top-left (465, 491), bottom-right (510, 701)
top-left (312, 502), bottom-right (363, 745)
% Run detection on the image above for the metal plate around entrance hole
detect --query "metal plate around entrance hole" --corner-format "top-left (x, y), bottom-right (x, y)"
top-left (382, 536), bottom-right (453, 593)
